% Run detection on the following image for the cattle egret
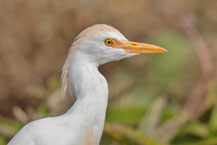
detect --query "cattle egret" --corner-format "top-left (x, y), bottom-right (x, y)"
top-left (8, 24), bottom-right (167, 145)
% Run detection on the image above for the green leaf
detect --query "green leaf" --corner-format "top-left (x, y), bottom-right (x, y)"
top-left (106, 105), bottom-right (147, 124)
top-left (0, 136), bottom-right (7, 145)
top-left (209, 106), bottom-right (217, 130)
top-left (183, 121), bottom-right (209, 138)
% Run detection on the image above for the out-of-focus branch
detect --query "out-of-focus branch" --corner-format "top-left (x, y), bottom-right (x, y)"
top-left (138, 96), bottom-right (167, 135)
top-left (179, 16), bottom-right (213, 79)
top-left (151, 15), bottom-right (214, 143)
top-left (12, 106), bottom-right (30, 123)
top-left (179, 16), bottom-right (214, 119)
top-left (104, 123), bottom-right (167, 145)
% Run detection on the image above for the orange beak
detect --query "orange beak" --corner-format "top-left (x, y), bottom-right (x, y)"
top-left (112, 39), bottom-right (168, 54)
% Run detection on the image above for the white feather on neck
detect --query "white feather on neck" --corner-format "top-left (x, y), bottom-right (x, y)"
top-left (62, 49), bottom-right (109, 145)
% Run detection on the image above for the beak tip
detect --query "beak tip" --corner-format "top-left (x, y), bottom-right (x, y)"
top-left (164, 49), bottom-right (168, 53)
top-left (160, 47), bottom-right (168, 53)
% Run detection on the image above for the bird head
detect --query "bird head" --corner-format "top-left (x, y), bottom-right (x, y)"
top-left (62, 24), bottom-right (168, 100)
top-left (71, 24), bottom-right (167, 65)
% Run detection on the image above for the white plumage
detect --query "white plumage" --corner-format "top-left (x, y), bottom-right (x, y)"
top-left (8, 24), bottom-right (167, 145)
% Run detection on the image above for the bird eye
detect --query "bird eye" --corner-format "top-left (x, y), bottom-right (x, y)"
top-left (104, 38), bottom-right (113, 46)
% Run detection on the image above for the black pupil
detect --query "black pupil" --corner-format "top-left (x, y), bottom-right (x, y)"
top-left (107, 40), bottom-right (111, 44)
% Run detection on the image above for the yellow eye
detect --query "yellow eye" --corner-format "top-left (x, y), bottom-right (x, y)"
top-left (104, 38), bottom-right (113, 46)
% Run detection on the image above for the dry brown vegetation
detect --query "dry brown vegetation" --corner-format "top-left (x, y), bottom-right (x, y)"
top-left (0, 0), bottom-right (217, 145)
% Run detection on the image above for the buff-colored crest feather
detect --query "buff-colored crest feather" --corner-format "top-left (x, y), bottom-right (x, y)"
top-left (61, 48), bottom-right (75, 101)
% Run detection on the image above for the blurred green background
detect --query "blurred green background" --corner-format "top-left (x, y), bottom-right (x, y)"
top-left (0, 0), bottom-right (217, 145)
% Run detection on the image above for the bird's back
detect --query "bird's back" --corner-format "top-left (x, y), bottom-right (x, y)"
top-left (8, 116), bottom-right (79, 145)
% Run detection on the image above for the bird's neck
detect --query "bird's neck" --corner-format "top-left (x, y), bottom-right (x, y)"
top-left (66, 51), bottom-right (108, 145)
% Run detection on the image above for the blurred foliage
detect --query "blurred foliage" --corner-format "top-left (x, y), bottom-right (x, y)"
top-left (0, 0), bottom-right (217, 145)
